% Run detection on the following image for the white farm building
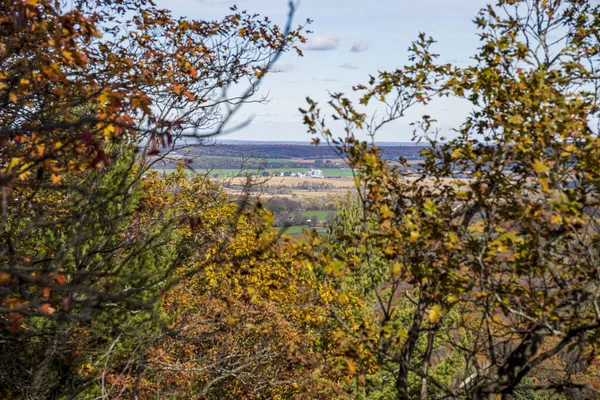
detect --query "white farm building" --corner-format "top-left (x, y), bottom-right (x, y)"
top-left (307, 168), bottom-right (324, 178)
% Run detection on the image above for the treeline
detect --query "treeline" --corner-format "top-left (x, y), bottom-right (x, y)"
top-left (178, 143), bottom-right (429, 161)
top-left (150, 157), bottom-right (343, 172)
top-left (195, 158), bottom-right (339, 170)
top-left (226, 180), bottom-right (338, 195)
top-left (260, 197), bottom-right (337, 227)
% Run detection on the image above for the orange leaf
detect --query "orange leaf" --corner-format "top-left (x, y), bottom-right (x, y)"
top-left (50, 174), bottom-right (62, 184)
top-left (0, 272), bottom-right (10, 285)
top-left (184, 91), bottom-right (195, 101)
top-left (40, 303), bottom-right (56, 315)
top-left (54, 274), bottom-right (66, 285)
top-left (7, 313), bottom-right (24, 333)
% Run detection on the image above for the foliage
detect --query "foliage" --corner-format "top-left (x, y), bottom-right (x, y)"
top-left (0, 0), bottom-right (307, 396)
top-left (7, 0), bottom-right (600, 398)
top-left (301, 0), bottom-right (600, 398)
top-left (96, 167), bottom-right (352, 398)
top-left (0, 0), bottom-right (306, 184)
top-left (0, 147), bottom-right (175, 398)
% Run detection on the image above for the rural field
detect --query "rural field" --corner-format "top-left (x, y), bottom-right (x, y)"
top-left (153, 167), bottom-right (357, 177)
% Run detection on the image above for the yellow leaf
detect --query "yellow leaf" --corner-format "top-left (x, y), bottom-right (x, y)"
top-left (98, 91), bottom-right (110, 103)
top-left (380, 204), bottom-right (394, 219)
top-left (448, 232), bottom-right (458, 243)
top-left (103, 124), bottom-right (115, 137)
top-left (346, 358), bottom-right (358, 375)
top-left (408, 231), bottom-right (420, 242)
top-left (508, 114), bottom-right (524, 124)
top-left (8, 92), bottom-right (17, 103)
top-left (429, 304), bottom-right (442, 323)
top-left (8, 157), bottom-right (21, 172)
top-left (423, 199), bottom-right (437, 216)
top-left (532, 160), bottom-right (548, 174)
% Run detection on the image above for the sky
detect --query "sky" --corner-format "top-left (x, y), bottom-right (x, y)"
top-left (155, 0), bottom-right (489, 143)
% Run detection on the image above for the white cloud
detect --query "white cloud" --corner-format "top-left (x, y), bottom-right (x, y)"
top-left (269, 62), bottom-right (294, 73)
top-left (301, 36), bottom-right (340, 51)
top-left (196, 0), bottom-right (239, 3)
top-left (339, 62), bottom-right (359, 70)
top-left (349, 40), bottom-right (370, 53)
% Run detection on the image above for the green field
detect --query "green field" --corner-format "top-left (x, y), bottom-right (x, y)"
top-left (302, 211), bottom-right (334, 220)
top-left (276, 226), bottom-right (306, 235)
top-left (275, 226), bottom-right (326, 236)
top-left (151, 168), bottom-right (355, 177)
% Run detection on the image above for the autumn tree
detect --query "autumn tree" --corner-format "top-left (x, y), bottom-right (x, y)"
top-left (301, 0), bottom-right (600, 398)
top-left (0, 0), bottom-right (308, 397)
top-left (96, 168), bottom-right (343, 399)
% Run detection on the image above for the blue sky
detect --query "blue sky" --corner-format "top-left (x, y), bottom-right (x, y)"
top-left (156, 0), bottom-right (488, 142)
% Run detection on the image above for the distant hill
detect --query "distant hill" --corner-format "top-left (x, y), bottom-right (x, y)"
top-left (216, 139), bottom-right (424, 147)
top-left (176, 143), bottom-right (428, 160)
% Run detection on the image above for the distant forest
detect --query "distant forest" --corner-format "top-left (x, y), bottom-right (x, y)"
top-left (178, 143), bottom-right (428, 160)
top-left (148, 143), bottom-right (429, 170)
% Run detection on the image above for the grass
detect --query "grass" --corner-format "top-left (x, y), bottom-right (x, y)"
top-left (275, 225), bottom-right (326, 236)
top-left (276, 225), bottom-right (306, 235)
top-left (302, 211), bottom-right (335, 220)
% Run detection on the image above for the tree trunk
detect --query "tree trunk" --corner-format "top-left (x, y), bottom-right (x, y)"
top-left (396, 301), bottom-right (426, 400)
top-left (471, 327), bottom-right (547, 399)
top-left (27, 323), bottom-right (64, 399)
top-left (420, 324), bottom-right (436, 400)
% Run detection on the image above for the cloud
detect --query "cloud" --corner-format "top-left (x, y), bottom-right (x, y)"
top-left (197, 0), bottom-right (239, 3)
top-left (349, 40), bottom-right (370, 53)
top-left (301, 36), bottom-right (340, 51)
top-left (339, 62), bottom-right (359, 70)
top-left (269, 63), bottom-right (294, 73)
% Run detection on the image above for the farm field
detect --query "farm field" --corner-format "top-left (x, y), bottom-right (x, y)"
top-left (180, 155), bottom-right (325, 163)
top-left (151, 167), bottom-right (356, 177)
top-left (224, 176), bottom-right (355, 188)
top-left (302, 210), bottom-right (335, 220)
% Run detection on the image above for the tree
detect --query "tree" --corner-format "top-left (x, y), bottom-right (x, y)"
top-left (0, 147), bottom-right (176, 398)
top-left (301, 0), bottom-right (600, 398)
top-left (0, 0), bottom-right (308, 396)
top-left (0, 0), bottom-right (306, 182)
top-left (87, 167), bottom-right (353, 399)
